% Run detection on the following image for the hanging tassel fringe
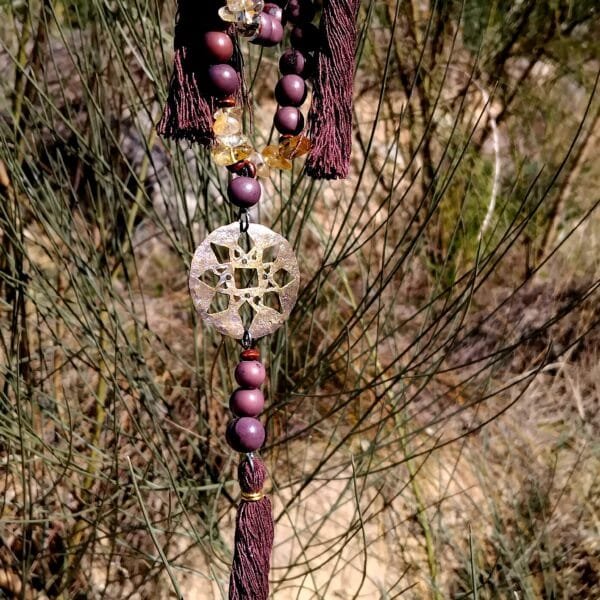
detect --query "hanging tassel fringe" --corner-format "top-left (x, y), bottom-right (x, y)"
top-left (306, 0), bottom-right (361, 179)
top-left (229, 456), bottom-right (274, 600)
top-left (157, 0), bottom-right (221, 145)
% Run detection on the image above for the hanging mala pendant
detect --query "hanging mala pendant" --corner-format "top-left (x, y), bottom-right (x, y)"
top-left (157, 0), bottom-right (359, 596)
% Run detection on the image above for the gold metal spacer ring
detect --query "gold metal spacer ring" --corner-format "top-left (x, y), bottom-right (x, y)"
top-left (241, 490), bottom-right (265, 502)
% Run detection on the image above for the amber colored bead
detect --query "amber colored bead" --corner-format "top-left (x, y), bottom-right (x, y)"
top-left (241, 348), bottom-right (261, 361)
top-left (262, 145), bottom-right (292, 170)
top-left (279, 134), bottom-right (311, 159)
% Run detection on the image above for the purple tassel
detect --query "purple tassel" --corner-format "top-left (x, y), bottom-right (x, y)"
top-left (229, 456), bottom-right (274, 600)
top-left (157, 0), bottom-right (224, 145)
top-left (306, 0), bottom-right (360, 179)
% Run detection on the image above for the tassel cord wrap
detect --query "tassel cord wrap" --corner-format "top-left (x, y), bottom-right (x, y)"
top-left (306, 0), bottom-right (361, 179)
top-left (229, 456), bottom-right (274, 600)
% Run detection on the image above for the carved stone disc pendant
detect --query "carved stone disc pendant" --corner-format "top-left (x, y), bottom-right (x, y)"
top-left (189, 223), bottom-right (300, 339)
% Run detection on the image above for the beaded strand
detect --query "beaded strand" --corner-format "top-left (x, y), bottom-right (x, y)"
top-left (192, 0), bottom-right (317, 212)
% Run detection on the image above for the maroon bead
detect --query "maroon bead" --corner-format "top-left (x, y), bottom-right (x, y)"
top-left (235, 360), bottom-right (266, 388)
top-left (250, 12), bottom-right (273, 45)
top-left (241, 348), bottom-right (261, 361)
top-left (226, 417), bottom-right (266, 453)
top-left (227, 160), bottom-right (257, 178)
top-left (263, 3), bottom-right (283, 21)
top-left (266, 18), bottom-right (284, 46)
top-left (230, 388), bottom-right (265, 417)
top-left (227, 177), bottom-right (262, 208)
top-left (275, 75), bottom-right (307, 107)
top-left (290, 23), bottom-right (319, 51)
top-left (218, 95), bottom-right (237, 108)
top-left (207, 64), bottom-right (240, 97)
top-left (285, 0), bottom-right (316, 24)
top-left (279, 49), bottom-right (312, 77)
top-left (274, 107), bottom-right (304, 135)
top-left (202, 31), bottom-right (234, 63)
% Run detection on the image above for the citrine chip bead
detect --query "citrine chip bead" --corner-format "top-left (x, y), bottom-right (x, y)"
top-left (212, 137), bottom-right (253, 166)
top-left (262, 145), bottom-right (292, 170)
top-left (218, 6), bottom-right (238, 22)
top-left (279, 134), bottom-right (311, 159)
top-left (227, 0), bottom-right (262, 11)
top-left (250, 152), bottom-right (270, 178)
top-left (219, 6), bottom-right (261, 25)
top-left (213, 108), bottom-right (243, 136)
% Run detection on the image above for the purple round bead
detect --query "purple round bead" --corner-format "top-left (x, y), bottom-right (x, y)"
top-left (227, 177), bottom-right (262, 209)
top-left (226, 417), bottom-right (266, 453)
top-left (202, 31), bottom-right (234, 63)
top-left (235, 360), bottom-right (266, 388)
top-left (275, 75), bottom-right (307, 107)
top-left (290, 23), bottom-right (319, 51)
top-left (263, 2), bottom-right (283, 21)
top-left (207, 64), bottom-right (240, 96)
top-left (285, 0), bottom-right (316, 25)
top-left (266, 18), bottom-right (284, 46)
top-left (230, 388), bottom-right (265, 417)
top-left (250, 13), bottom-right (273, 45)
top-left (274, 107), bottom-right (304, 135)
top-left (279, 49), bottom-right (312, 77)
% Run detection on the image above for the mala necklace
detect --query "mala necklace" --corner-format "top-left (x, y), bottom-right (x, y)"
top-left (157, 0), bottom-right (360, 597)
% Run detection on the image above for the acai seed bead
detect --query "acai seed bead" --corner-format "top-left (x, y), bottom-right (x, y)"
top-left (207, 64), bottom-right (240, 96)
top-left (275, 75), bottom-right (307, 107)
top-left (227, 177), bottom-right (262, 209)
top-left (235, 360), bottom-right (266, 388)
top-left (230, 388), bottom-right (265, 417)
top-left (274, 107), bottom-right (304, 135)
top-left (226, 417), bottom-right (266, 453)
top-left (202, 31), bottom-right (234, 63)
top-left (279, 48), bottom-right (312, 77)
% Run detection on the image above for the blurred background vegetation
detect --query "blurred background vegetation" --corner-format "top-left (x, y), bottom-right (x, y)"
top-left (1, 0), bottom-right (599, 598)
